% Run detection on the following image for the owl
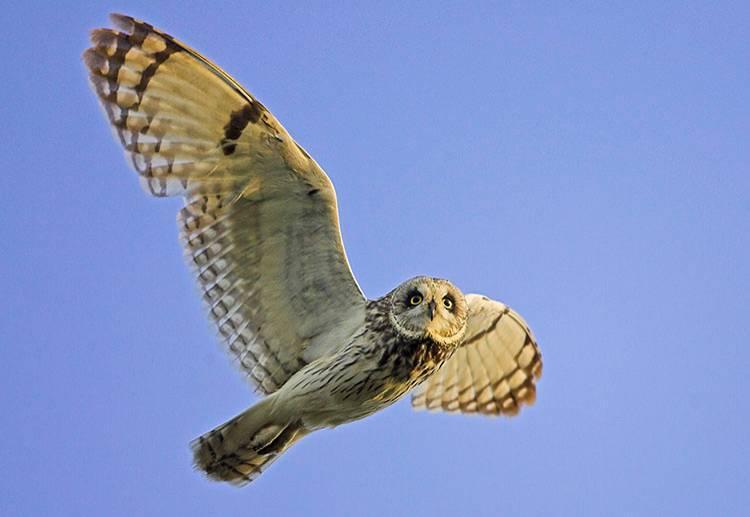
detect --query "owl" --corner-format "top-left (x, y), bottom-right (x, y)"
top-left (83, 14), bottom-right (543, 485)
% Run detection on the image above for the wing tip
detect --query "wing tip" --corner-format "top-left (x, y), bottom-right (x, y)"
top-left (81, 46), bottom-right (99, 71)
top-left (109, 12), bottom-right (137, 32)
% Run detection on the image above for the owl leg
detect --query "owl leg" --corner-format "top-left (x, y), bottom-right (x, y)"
top-left (254, 420), bottom-right (305, 455)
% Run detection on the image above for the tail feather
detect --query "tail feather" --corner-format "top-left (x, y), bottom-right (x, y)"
top-left (191, 434), bottom-right (280, 486)
top-left (190, 397), bottom-right (305, 486)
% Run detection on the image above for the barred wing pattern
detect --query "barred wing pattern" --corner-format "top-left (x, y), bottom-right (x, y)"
top-left (412, 294), bottom-right (542, 416)
top-left (84, 14), bottom-right (367, 394)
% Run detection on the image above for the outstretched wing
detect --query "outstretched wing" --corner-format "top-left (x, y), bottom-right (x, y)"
top-left (84, 14), bottom-right (367, 394)
top-left (412, 294), bottom-right (542, 416)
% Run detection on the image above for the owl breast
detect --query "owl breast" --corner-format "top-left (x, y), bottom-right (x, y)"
top-left (383, 337), bottom-right (452, 382)
top-left (349, 337), bottom-right (451, 413)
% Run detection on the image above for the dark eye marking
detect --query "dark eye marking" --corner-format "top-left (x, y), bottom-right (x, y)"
top-left (442, 295), bottom-right (455, 311)
top-left (407, 290), bottom-right (423, 306)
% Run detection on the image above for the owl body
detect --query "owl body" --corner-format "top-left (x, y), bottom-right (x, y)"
top-left (280, 296), bottom-right (456, 430)
top-left (84, 14), bottom-right (543, 486)
top-left (191, 281), bottom-right (466, 483)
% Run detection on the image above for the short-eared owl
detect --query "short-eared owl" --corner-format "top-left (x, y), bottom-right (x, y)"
top-left (84, 14), bottom-right (542, 485)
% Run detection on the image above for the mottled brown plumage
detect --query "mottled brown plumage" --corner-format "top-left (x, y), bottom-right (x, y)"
top-left (84, 14), bottom-right (543, 486)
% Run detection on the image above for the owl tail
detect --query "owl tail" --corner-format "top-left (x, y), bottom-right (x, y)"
top-left (190, 395), bottom-right (307, 486)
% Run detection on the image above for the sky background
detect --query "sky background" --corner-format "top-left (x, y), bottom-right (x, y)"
top-left (2, 2), bottom-right (749, 515)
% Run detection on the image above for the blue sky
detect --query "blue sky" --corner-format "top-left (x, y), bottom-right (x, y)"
top-left (2, 2), bottom-right (748, 515)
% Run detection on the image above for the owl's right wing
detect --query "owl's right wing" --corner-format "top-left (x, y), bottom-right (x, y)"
top-left (84, 14), bottom-right (367, 394)
top-left (412, 294), bottom-right (542, 415)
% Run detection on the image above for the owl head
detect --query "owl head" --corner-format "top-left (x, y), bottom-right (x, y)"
top-left (388, 276), bottom-right (468, 347)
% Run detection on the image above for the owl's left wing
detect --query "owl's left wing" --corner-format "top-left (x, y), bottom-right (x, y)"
top-left (83, 14), bottom-right (367, 395)
top-left (412, 294), bottom-right (542, 416)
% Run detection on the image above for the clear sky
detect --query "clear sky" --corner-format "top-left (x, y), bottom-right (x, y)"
top-left (2, 2), bottom-right (748, 516)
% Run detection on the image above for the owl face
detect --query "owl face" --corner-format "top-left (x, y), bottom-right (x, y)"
top-left (389, 276), bottom-right (468, 347)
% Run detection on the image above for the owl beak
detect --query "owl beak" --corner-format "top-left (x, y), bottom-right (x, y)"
top-left (428, 300), bottom-right (436, 320)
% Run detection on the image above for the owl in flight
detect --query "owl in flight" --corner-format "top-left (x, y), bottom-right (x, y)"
top-left (84, 14), bottom-right (542, 485)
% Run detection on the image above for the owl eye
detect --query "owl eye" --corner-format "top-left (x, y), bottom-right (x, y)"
top-left (409, 294), bottom-right (423, 306)
top-left (442, 296), bottom-right (454, 311)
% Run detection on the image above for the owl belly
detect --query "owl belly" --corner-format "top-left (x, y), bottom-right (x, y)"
top-left (282, 336), bottom-right (451, 430)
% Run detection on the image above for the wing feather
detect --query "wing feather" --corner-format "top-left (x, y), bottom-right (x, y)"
top-left (412, 294), bottom-right (542, 416)
top-left (84, 14), bottom-right (367, 394)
